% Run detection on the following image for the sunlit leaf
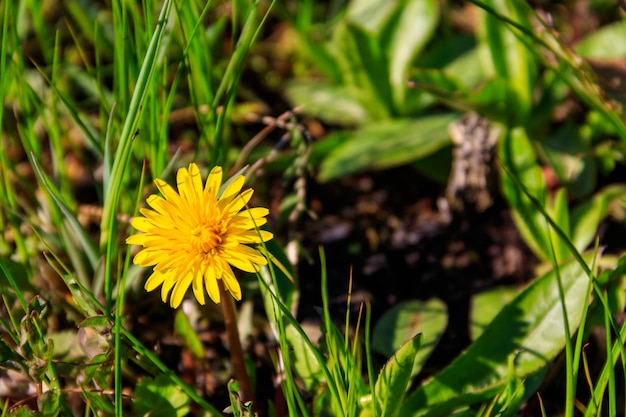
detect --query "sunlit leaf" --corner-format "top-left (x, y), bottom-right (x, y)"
top-left (374, 333), bottom-right (423, 417)
top-left (286, 81), bottom-right (371, 125)
top-left (470, 286), bottom-right (519, 341)
top-left (400, 254), bottom-right (593, 417)
top-left (319, 113), bottom-right (458, 182)
top-left (476, 0), bottom-right (537, 123)
top-left (574, 20), bottom-right (626, 59)
top-left (133, 375), bottom-right (190, 417)
top-left (499, 126), bottom-right (552, 262)
top-left (384, 0), bottom-right (438, 111)
top-left (330, 22), bottom-right (392, 120)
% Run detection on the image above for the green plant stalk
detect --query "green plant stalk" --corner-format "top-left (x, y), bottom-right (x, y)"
top-left (572, 241), bottom-right (600, 381)
top-left (100, 0), bottom-right (172, 247)
top-left (257, 266), bottom-right (339, 414)
top-left (320, 247), bottom-right (348, 414)
top-left (546, 232), bottom-right (575, 417)
top-left (0, 0), bottom-right (10, 228)
top-left (364, 301), bottom-right (376, 410)
top-left (258, 250), bottom-right (309, 417)
top-left (115, 251), bottom-right (130, 417)
top-left (211, 1), bottom-right (274, 165)
top-left (114, 165), bottom-right (146, 417)
top-left (219, 279), bottom-right (256, 406)
top-left (605, 306), bottom-right (616, 417)
top-left (101, 0), bottom-right (173, 316)
top-left (49, 31), bottom-right (72, 202)
top-left (584, 320), bottom-right (626, 417)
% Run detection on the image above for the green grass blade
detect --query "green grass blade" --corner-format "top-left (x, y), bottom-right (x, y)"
top-left (30, 153), bottom-right (100, 270)
top-left (100, 0), bottom-right (173, 248)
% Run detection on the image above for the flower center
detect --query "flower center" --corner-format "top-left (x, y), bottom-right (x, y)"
top-left (190, 222), bottom-right (225, 254)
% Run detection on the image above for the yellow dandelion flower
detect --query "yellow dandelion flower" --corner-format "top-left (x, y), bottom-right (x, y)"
top-left (126, 163), bottom-right (273, 308)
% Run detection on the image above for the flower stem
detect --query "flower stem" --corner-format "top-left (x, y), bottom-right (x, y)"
top-left (219, 279), bottom-right (256, 407)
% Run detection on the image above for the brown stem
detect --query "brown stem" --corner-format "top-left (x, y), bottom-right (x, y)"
top-left (219, 279), bottom-right (256, 408)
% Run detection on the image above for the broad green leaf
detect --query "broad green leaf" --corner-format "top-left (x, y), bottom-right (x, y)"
top-left (574, 20), bottom-right (626, 59)
top-left (372, 299), bottom-right (447, 377)
top-left (470, 286), bottom-right (519, 341)
top-left (285, 81), bottom-right (370, 125)
top-left (319, 113), bottom-right (458, 182)
top-left (133, 375), bottom-right (190, 417)
top-left (570, 185), bottom-right (626, 253)
top-left (374, 333), bottom-right (423, 417)
top-left (384, 0), bottom-right (438, 111)
top-left (400, 254), bottom-right (593, 417)
top-left (443, 44), bottom-right (489, 88)
top-left (347, 0), bottom-right (440, 103)
top-left (477, 0), bottom-right (537, 123)
top-left (330, 22), bottom-right (392, 120)
top-left (499, 126), bottom-right (552, 262)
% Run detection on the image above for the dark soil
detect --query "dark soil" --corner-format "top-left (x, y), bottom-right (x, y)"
top-left (294, 165), bottom-right (539, 375)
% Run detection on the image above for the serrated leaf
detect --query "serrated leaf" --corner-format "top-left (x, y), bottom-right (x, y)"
top-left (374, 333), bottom-right (423, 417)
top-left (372, 299), bottom-right (447, 377)
top-left (319, 114), bottom-right (457, 182)
top-left (400, 254), bottom-right (593, 417)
